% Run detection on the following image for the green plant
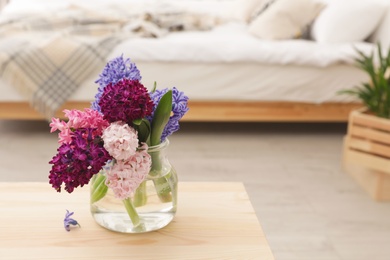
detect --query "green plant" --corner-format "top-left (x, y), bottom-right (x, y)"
top-left (340, 44), bottom-right (390, 118)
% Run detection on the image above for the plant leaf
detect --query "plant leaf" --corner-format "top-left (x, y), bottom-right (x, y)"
top-left (90, 173), bottom-right (108, 204)
top-left (133, 118), bottom-right (142, 126)
top-left (151, 81), bottom-right (157, 93)
top-left (340, 43), bottom-right (390, 118)
top-left (150, 90), bottom-right (172, 146)
top-left (134, 118), bottom-right (151, 145)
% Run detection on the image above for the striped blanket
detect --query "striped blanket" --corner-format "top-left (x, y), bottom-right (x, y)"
top-left (0, 5), bottom-right (217, 119)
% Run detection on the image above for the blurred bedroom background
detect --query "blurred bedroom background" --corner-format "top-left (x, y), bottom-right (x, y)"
top-left (0, 0), bottom-right (390, 259)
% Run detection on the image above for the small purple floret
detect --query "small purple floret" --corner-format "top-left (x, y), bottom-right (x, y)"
top-left (64, 210), bottom-right (80, 232)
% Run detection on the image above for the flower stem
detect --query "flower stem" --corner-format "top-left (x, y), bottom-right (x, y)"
top-left (90, 173), bottom-right (108, 204)
top-left (133, 181), bottom-right (147, 207)
top-left (153, 177), bottom-right (172, 202)
top-left (122, 198), bottom-right (140, 227)
top-left (150, 151), bottom-right (172, 203)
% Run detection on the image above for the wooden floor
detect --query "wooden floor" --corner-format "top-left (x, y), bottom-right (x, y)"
top-left (0, 121), bottom-right (389, 260)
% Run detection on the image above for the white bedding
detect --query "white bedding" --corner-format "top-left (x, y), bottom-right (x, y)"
top-left (0, 62), bottom-right (367, 103)
top-left (2, 0), bottom-right (375, 67)
top-left (111, 23), bottom-right (374, 67)
top-left (0, 0), bottom-right (370, 105)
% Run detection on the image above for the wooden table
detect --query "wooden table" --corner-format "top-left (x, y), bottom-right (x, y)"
top-left (0, 182), bottom-right (274, 260)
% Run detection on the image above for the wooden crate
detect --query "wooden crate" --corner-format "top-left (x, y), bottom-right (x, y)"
top-left (343, 108), bottom-right (390, 201)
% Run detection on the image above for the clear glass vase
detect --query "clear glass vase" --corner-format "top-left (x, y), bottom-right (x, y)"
top-left (90, 140), bottom-right (178, 233)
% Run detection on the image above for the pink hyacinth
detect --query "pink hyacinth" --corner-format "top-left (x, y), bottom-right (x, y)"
top-left (105, 145), bottom-right (151, 200)
top-left (102, 122), bottom-right (139, 161)
top-left (49, 117), bottom-right (67, 133)
top-left (50, 108), bottom-right (109, 144)
top-left (58, 127), bottom-right (72, 144)
top-left (64, 108), bottom-right (109, 133)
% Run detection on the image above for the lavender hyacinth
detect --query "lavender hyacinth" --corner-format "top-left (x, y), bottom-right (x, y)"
top-left (64, 210), bottom-right (80, 232)
top-left (92, 55), bottom-right (142, 112)
top-left (149, 87), bottom-right (189, 142)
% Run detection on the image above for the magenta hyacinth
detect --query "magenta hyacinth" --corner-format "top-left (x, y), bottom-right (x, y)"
top-left (49, 128), bottom-right (112, 193)
top-left (98, 79), bottom-right (154, 124)
top-left (92, 55), bottom-right (141, 112)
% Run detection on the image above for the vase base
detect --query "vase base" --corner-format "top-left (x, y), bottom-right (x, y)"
top-left (92, 212), bottom-right (175, 233)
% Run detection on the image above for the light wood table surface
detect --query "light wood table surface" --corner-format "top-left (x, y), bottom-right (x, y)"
top-left (0, 182), bottom-right (274, 260)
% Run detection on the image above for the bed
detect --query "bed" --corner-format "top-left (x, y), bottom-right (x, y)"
top-left (0, 0), bottom-right (377, 122)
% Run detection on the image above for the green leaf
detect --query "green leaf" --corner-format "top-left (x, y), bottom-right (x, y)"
top-left (133, 118), bottom-right (142, 126)
top-left (90, 173), bottom-right (108, 204)
top-left (340, 43), bottom-right (390, 118)
top-left (151, 82), bottom-right (157, 93)
top-left (134, 118), bottom-right (151, 144)
top-left (150, 90), bottom-right (172, 146)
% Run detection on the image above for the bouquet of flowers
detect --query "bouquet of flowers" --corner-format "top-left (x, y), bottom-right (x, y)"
top-left (48, 55), bottom-right (189, 229)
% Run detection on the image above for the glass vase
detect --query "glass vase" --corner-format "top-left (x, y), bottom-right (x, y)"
top-left (90, 140), bottom-right (178, 233)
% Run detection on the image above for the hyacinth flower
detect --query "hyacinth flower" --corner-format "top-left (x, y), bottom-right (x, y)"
top-left (91, 79), bottom-right (155, 225)
top-left (98, 79), bottom-right (154, 125)
top-left (148, 87), bottom-right (189, 143)
top-left (92, 55), bottom-right (141, 112)
top-left (138, 88), bottom-right (188, 203)
top-left (64, 210), bottom-right (80, 232)
top-left (93, 66), bottom-right (157, 205)
top-left (49, 109), bottom-right (111, 193)
top-left (89, 54), bottom-right (188, 220)
top-left (132, 90), bottom-right (173, 204)
top-left (49, 128), bottom-right (112, 193)
top-left (90, 122), bottom-right (152, 227)
top-left (49, 108), bottom-right (109, 145)
top-left (131, 87), bottom-right (189, 205)
top-left (48, 54), bottom-right (189, 232)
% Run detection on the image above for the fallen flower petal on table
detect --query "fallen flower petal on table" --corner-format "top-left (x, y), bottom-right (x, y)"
top-left (64, 210), bottom-right (80, 232)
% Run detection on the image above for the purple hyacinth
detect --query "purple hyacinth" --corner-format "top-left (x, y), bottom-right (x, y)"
top-left (64, 210), bottom-right (80, 232)
top-left (149, 87), bottom-right (189, 142)
top-left (92, 55), bottom-right (142, 112)
top-left (49, 128), bottom-right (112, 193)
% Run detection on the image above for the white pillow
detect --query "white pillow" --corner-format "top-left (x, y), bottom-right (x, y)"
top-left (226, 0), bottom-right (272, 23)
top-left (370, 4), bottom-right (390, 48)
top-left (311, 0), bottom-right (388, 44)
top-left (248, 0), bottom-right (325, 40)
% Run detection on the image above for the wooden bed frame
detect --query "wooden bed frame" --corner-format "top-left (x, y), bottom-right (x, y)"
top-left (0, 101), bottom-right (361, 122)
